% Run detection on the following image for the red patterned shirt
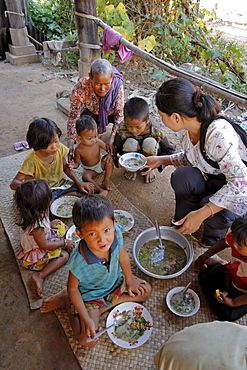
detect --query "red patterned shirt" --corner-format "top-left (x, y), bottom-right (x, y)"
top-left (67, 76), bottom-right (124, 140)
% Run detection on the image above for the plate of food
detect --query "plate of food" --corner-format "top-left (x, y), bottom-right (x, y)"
top-left (106, 302), bottom-right (153, 348)
top-left (166, 287), bottom-right (200, 317)
top-left (119, 152), bottom-right (147, 172)
top-left (66, 225), bottom-right (80, 243)
top-left (50, 196), bottom-right (78, 218)
top-left (114, 210), bottom-right (134, 233)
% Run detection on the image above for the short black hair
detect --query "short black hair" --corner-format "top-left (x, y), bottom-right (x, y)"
top-left (231, 217), bottom-right (247, 247)
top-left (124, 97), bottom-right (149, 122)
top-left (26, 117), bottom-right (62, 151)
top-left (72, 194), bottom-right (114, 230)
top-left (76, 116), bottom-right (97, 136)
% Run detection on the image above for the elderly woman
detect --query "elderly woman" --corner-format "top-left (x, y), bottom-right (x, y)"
top-left (67, 58), bottom-right (124, 156)
top-left (143, 78), bottom-right (247, 246)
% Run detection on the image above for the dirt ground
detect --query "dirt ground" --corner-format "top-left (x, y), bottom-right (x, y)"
top-left (0, 60), bottom-right (176, 370)
top-left (1, 23), bottom-right (247, 369)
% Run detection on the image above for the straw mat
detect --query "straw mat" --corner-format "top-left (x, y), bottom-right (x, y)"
top-left (1, 151), bottom-right (246, 370)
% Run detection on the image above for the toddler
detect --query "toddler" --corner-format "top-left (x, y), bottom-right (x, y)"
top-left (16, 179), bottom-right (75, 298)
top-left (40, 194), bottom-right (151, 347)
top-left (196, 217), bottom-right (247, 321)
top-left (69, 116), bottom-right (113, 196)
top-left (10, 117), bottom-right (94, 199)
top-left (114, 97), bottom-right (175, 183)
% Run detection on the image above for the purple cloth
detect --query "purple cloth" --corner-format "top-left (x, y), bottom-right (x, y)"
top-left (98, 66), bottom-right (123, 134)
top-left (102, 26), bottom-right (134, 63)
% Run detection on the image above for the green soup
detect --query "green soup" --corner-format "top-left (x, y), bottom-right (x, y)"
top-left (138, 238), bottom-right (187, 276)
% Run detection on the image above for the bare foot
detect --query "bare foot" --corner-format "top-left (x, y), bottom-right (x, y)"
top-left (143, 169), bottom-right (156, 183)
top-left (32, 272), bottom-right (44, 298)
top-left (101, 179), bottom-right (112, 191)
top-left (124, 171), bottom-right (137, 181)
top-left (40, 288), bottom-right (68, 313)
top-left (98, 188), bottom-right (108, 196)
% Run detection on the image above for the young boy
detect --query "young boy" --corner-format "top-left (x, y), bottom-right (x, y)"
top-left (114, 97), bottom-right (175, 183)
top-left (10, 117), bottom-right (94, 199)
top-left (40, 195), bottom-right (151, 347)
top-left (195, 217), bottom-right (247, 321)
top-left (69, 116), bottom-right (114, 196)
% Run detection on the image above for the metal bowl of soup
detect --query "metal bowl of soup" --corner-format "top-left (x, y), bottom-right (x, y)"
top-left (133, 226), bottom-right (194, 279)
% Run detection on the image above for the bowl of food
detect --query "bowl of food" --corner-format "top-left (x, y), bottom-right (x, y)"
top-left (166, 287), bottom-right (200, 317)
top-left (119, 152), bottom-right (146, 172)
top-left (132, 226), bottom-right (194, 279)
top-left (106, 302), bottom-right (153, 348)
top-left (66, 225), bottom-right (80, 243)
top-left (114, 210), bottom-right (134, 233)
top-left (50, 195), bottom-right (78, 218)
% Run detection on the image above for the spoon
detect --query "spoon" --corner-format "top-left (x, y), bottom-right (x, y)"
top-left (171, 282), bottom-right (192, 304)
top-left (155, 220), bottom-right (164, 250)
top-left (86, 312), bottom-right (127, 342)
top-left (152, 220), bottom-right (165, 263)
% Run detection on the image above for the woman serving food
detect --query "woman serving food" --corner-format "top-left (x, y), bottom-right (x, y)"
top-left (142, 78), bottom-right (247, 246)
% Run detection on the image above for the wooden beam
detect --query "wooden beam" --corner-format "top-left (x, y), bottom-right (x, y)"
top-left (74, 0), bottom-right (101, 77)
top-left (95, 18), bottom-right (247, 108)
top-left (4, 0), bottom-right (25, 28)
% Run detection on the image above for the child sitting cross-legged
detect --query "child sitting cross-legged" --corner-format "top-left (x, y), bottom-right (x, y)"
top-left (68, 116), bottom-right (114, 196)
top-left (195, 217), bottom-right (247, 321)
top-left (114, 97), bottom-right (175, 183)
top-left (40, 195), bottom-right (151, 347)
top-left (10, 117), bottom-right (94, 199)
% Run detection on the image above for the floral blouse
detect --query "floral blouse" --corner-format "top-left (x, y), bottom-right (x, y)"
top-left (67, 76), bottom-right (124, 140)
top-left (170, 118), bottom-right (247, 215)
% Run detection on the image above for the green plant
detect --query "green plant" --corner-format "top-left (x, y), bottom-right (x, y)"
top-left (125, 0), bottom-right (246, 92)
top-left (28, 0), bottom-right (75, 39)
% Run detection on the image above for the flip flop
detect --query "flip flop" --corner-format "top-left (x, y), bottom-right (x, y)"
top-left (13, 140), bottom-right (29, 151)
top-left (14, 141), bottom-right (24, 151)
top-left (21, 140), bottom-right (29, 149)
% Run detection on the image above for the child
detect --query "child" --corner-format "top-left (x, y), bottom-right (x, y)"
top-left (195, 217), bottom-right (247, 321)
top-left (40, 195), bottom-right (151, 347)
top-left (114, 97), bottom-right (175, 183)
top-left (68, 116), bottom-right (114, 196)
top-left (10, 117), bottom-right (94, 199)
top-left (16, 179), bottom-right (75, 298)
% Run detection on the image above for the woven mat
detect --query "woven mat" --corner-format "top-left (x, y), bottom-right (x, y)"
top-left (1, 152), bottom-right (246, 370)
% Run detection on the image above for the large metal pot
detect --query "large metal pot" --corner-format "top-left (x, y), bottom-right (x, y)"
top-left (133, 226), bottom-right (194, 279)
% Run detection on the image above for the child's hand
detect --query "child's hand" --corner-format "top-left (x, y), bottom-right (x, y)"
top-left (84, 317), bottom-right (98, 341)
top-left (102, 153), bottom-right (114, 165)
top-left (68, 160), bottom-right (75, 171)
top-left (50, 219), bottom-right (62, 229)
top-left (214, 290), bottom-right (232, 305)
top-left (63, 239), bottom-right (75, 253)
top-left (78, 181), bottom-right (95, 195)
top-left (195, 254), bottom-right (207, 268)
top-left (127, 277), bottom-right (149, 297)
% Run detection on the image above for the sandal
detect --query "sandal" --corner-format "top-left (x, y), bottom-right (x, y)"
top-left (14, 140), bottom-right (29, 151)
top-left (14, 141), bottom-right (24, 151)
top-left (22, 140), bottom-right (29, 149)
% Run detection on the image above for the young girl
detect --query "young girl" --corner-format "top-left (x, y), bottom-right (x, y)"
top-left (40, 195), bottom-right (151, 347)
top-left (16, 179), bottom-right (75, 298)
top-left (10, 117), bottom-right (94, 200)
top-left (196, 217), bottom-right (247, 321)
